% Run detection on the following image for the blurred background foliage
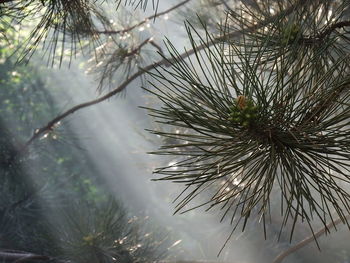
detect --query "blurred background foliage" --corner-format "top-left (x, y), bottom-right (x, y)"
top-left (0, 20), bottom-right (177, 262)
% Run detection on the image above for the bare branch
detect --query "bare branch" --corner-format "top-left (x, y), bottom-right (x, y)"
top-left (149, 39), bottom-right (164, 55)
top-left (272, 214), bottom-right (350, 263)
top-left (301, 20), bottom-right (350, 44)
top-left (125, 37), bottom-right (152, 57)
top-left (0, 250), bottom-right (67, 263)
top-left (96, 0), bottom-right (192, 35)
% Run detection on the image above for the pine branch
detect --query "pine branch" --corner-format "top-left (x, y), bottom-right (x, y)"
top-left (301, 20), bottom-right (350, 44)
top-left (95, 0), bottom-right (192, 35)
top-left (144, 0), bottom-right (350, 250)
top-left (126, 37), bottom-right (153, 56)
top-left (16, 0), bottom-right (307, 159)
top-left (0, 250), bottom-right (224, 263)
top-left (316, 20), bottom-right (350, 40)
top-left (272, 214), bottom-right (350, 263)
top-left (0, 250), bottom-right (67, 263)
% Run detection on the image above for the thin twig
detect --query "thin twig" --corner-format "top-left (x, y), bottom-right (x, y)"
top-left (301, 20), bottom-right (350, 44)
top-left (272, 214), bottom-right (350, 263)
top-left (125, 37), bottom-right (152, 56)
top-left (149, 39), bottom-right (164, 55)
top-left (0, 250), bottom-right (67, 263)
top-left (0, 250), bottom-right (223, 263)
top-left (218, 0), bottom-right (233, 12)
top-left (96, 0), bottom-right (192, 35)
top-left (17, 0), bottom-right (306, 156)
top-left (317, 20), bottom-right (350, 39)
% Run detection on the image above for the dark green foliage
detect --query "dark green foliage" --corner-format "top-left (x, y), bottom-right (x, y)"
top-left (229, 96), bottom-right (259, 128)
top-left (2, 0), bottom-right (108, 65)
top-left (228, 0), bottom-right (350, 74)
top-left (0, 41), bottom-right (95, 254)
top-left (0, 0), bottom-right (158, 65)
top-left (280, 23), bottom-right (300, 46)
top-left (145, 0), bottom-right (350, 246)
top-left (48, 199), bottom-right (171, 263)
top-left (0, 38), bottom-right (171, 262)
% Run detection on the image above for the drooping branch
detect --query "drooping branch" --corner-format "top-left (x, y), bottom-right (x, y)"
top-left (272, 214), bottom-right (350, 263)
top-left (17, 0), bottom-right (307, 156)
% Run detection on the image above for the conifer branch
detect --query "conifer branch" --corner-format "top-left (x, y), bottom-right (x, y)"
top-left (18, 0), bottom-right (307, 157)
top-left (301, 20), bottom-right (350, 44)
top-left (126, 37), bottom-right (153, 56)
top-left (0, 250), bottom-right (224, 263)
top-left (0, 250), bottom-right (65, 263)
top-left (272, 214), bottom-right (350, 263)
top-left (95, 0), bottom-right (192, 35)
top-left (317, 20), bottom-right (350, 40)
top-left (143, 0), bottom-right (350, 250)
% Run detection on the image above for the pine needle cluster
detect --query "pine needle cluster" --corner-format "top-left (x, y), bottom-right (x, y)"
top-left (0, 0), bottom-right (157, 65)
top-left (50, 199), bottom-right (171, 263)
top-left (145, 0), bottom-right (350, 244)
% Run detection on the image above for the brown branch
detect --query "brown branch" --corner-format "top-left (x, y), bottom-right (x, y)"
top-left (96, 0), bottom-right (191, 35)
top-left (301, 20), bottom-right (350, 44)
top-left (0, 250), bottom-right (65, 263)
top-left (0, 249), bottom-right (228, 263)
top-left (317, 20), bottom-right (350, 39)
top-left (0, 249), bottom-right (230, 263)
top-left (17, 0), bottom-right (307, 156)
top-left (149, 39), bottom-right (164, 55)
top-left (272, 214), bottom-right (350, 263)
top-left (125, 37), bottom-right (152, 57)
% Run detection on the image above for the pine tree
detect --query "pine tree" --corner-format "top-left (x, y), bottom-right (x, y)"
top-left (1, 0), bottom-right (350, 262)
